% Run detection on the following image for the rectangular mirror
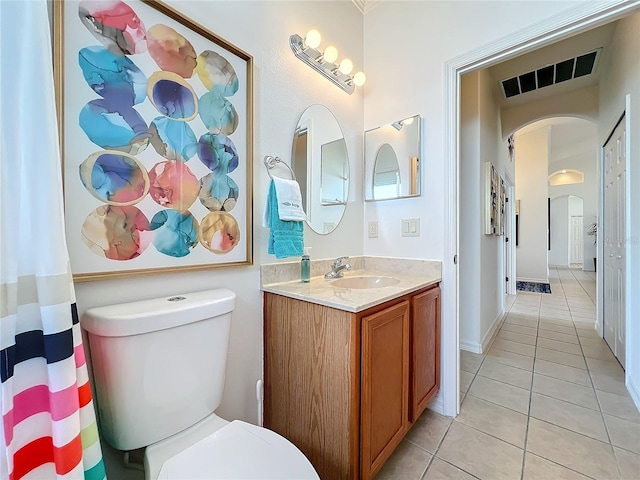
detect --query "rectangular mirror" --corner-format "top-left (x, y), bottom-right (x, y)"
top-left (364, 114), bottom-right (421, 201)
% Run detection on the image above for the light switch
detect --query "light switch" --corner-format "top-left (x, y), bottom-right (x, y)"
top-left (401, 218), bottom-right (420, 237)
top-left (368, 221), bottom-right (378, 238)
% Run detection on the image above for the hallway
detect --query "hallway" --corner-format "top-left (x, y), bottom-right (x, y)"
top-left (377, 267), bottom-right (640, 479)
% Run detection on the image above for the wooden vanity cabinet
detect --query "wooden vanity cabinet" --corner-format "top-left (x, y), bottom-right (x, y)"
top-left (263, 284), bottom-right (440, 480)
top-left (410, 286), bottom-right (441, 422)
top-left (360, 301), bottom-right (410, 479)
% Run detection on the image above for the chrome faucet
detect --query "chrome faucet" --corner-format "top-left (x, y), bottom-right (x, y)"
top-left (324, 256), bottom-right (352, 279)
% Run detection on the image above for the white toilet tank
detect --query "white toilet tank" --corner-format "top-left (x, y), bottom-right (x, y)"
top-left (82, 289), bottom-right (235, 451)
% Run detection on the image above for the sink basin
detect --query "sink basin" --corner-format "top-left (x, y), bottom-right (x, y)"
top-left (331, 276), bottom-right (400, 289)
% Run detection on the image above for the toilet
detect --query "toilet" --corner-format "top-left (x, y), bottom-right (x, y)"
top-left (82, 289), bottom-right (319, 480)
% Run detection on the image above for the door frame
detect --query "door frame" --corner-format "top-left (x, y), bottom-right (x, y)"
top-left (505, 183), bottom-right (516, 296)
top-left (443, 1), bottom-right (640, 416)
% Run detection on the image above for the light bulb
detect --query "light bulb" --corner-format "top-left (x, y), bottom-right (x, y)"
top-left (323, 46), bottom-right (338, 64)
top-left (403, 117), bottom-right (414, 125)
top-left (305, 29), bottom-right (321, 49)
top-left (561, 169), bottom-right (567, 174)
top-left (339, 58), bottom-right (353, 75)
top-left (353, 71), bottom-right (366, 87)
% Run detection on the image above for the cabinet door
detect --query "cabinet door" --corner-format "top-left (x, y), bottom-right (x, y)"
top-left (410, 286), bottom-right (441, 422)
top-left (361, 301), bottom-right (410, 480)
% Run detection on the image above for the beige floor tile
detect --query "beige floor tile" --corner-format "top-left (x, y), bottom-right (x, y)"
top-left (455, 395), bottom-right (528, 448)
top-left (538, 317), bottom-right (574, 327)
top-left (497, 330), bottom-right (537, 346)
top-left (510, 309), bottom-right (540, 318)
top-left (615, 447), bottom-right (640, 480)
top-left (505, 316), bottom-right (539, 328)
top-left (405, 409), bottom-right (453, 454)
top-left (530, 392), bottom-right (609, 442)
top-left (500, 323), bottom-right (538, 336)
top-left (532, 374), bottom-right (599, 410)
top-left (579, 336), bottom-right (607, 348)
top-left (375, 439), bottom-right (431, 480)
top-left (582, 343), bottom-right (617, 361)
top-left (539, 313), bottom-right (573, 323)
top-left (537, 337), bottom-right (583, 355)
top-left (573, 319), bottom-right (597, 330)
top-left (467, 375), bottom-right (530, 414)
top-left (534, 359), bottom-right (591, 386)
top-left (522, 452), bottom-right (591, 480)
top-left (604, 414), bottom-right (640, 454)
top-left (492, 338), bottom-right (536, 357)
top-left (571, 309), bottom-right (597, 318)
top-left (586, 357), bottom-right (625, 376)
top-left (485, 347), bottom-right (534, 371)
top-left (460, 350), bottom-right (484, 374)
top-left (539, 301), bottom-right (568, 309)
top-left (576, 327), bottom-right (600, 339)
top-left (537, 329), bottom-right (579, 344)
top-left (437, 421), bottom-right (524, 480)
top-left (597, 390), bottom-right (640, 424)
top-left (459, 370), bottom-right (474, 393)
top-left (423, 457), bottom-right (476, 480)
top-left (591, 370), bottom-right (629, 397)
top-left (539, 322), bottom-right (576, 335)
top-left (478, 360), bottom-right (532, 390)
top-left (526, 418), bottom-right (618, 479)
top-left (536, 347), bottom-right (586, 369)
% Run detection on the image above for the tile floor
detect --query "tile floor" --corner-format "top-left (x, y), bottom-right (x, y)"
top-left (377, 266), bottom-right (640, 480)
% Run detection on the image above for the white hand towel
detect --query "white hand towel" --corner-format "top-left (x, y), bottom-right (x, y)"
top-left (272, 177), bottom-right (307, 221)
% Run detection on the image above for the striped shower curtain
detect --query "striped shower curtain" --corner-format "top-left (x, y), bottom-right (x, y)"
top-left (0, 1), bottom-right (106, 479)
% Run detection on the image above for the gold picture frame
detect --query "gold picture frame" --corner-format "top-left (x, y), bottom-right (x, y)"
top-left (53, 0), bottom-right (253, 281)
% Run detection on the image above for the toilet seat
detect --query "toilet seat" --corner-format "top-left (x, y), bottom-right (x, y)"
top-left (156, 420), bottom-right (319, 479)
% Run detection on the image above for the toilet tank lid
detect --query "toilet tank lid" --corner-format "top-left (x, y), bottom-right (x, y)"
top-left (81, 289), bottom-right (236, 337)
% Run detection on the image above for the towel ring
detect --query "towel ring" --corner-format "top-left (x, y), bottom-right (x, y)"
top-left (264, 155), bottom-right (296, 181)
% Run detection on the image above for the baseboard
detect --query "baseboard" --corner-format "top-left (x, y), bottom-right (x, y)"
top-left (627, 374), bottom-right (640, 413)
top-left (481, 312), bottom-right (504, 353)
top-left (461, 312), bottom-right (505, 354)
top-left (428, 392), bottom-right (444, 415)
top-left (516, 277), bottom-right (548, 284)
top-left (460, 340), bottom-right (482, 354)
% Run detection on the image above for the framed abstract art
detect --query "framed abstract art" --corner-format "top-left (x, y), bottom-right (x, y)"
top-left (485, 161), bottom-right (499, 235)
top-left (54, 0), bottom-right (253, 281)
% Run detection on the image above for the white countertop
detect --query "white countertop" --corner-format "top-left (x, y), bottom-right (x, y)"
top-left (261, 257), bottom-right (441, 312)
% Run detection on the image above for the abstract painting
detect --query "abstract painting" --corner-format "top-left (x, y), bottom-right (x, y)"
top-left (499, 176), bottom-right (506, 236)
top-left (485, 162), bottom-right (499, 235)
top-left (54, 0), bottom-right (253, 280)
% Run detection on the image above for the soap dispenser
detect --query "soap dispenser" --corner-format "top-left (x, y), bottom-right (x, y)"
top-left (301, 247), bottom-right (311, 283)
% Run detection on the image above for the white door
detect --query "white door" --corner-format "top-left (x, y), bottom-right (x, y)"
top-left (603, 116), bottom-right (626, 368)
top-left (570, 216), bottom-right (583, 264)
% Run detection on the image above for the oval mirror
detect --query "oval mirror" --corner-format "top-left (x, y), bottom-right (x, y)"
top-left (364, 114), bottom-right (421, 201)
top-left (292, 105), bottom-right (349, 234)
top-left (373, 143), bottom-right (400, 200)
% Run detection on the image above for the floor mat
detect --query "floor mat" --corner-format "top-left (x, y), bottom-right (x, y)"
top-left (516, 281), bottom-right (551, 294)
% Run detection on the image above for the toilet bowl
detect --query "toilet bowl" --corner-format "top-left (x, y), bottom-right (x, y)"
top-left (82, 289), bottom-right (318, 479)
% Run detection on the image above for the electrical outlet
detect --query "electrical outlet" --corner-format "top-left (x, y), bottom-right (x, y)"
top-left (368, 221), bottom-right (378, 238)
top-left (401, 218), bottom-right (420, 237)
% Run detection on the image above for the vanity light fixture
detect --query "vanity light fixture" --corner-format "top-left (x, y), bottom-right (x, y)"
top-left (290, 29), bottom-right (365, 94)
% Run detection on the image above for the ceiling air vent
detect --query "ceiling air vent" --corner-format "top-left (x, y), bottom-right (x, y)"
top-left (501, 48), bottom-right (602, 99)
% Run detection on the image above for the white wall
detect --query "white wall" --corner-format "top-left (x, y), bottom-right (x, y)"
top-left (363, 1), bottom-right (584, 260)
top-left (548, 149), bottom-right (598, 270)
top-left (515, 126), bottom-right (550, 283)
top-left (460, 69), bottom-right (512, 353)
top-left (73, 0), bottom-right (364, 433)
top-left (549, 196), bottom-right (570, 266)
top-left (459, 72), bottom-right (482, 350)
top-left (364, 0), bottom-right (586, 414)
top-left (597, 11), bottom-right (640, 409)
